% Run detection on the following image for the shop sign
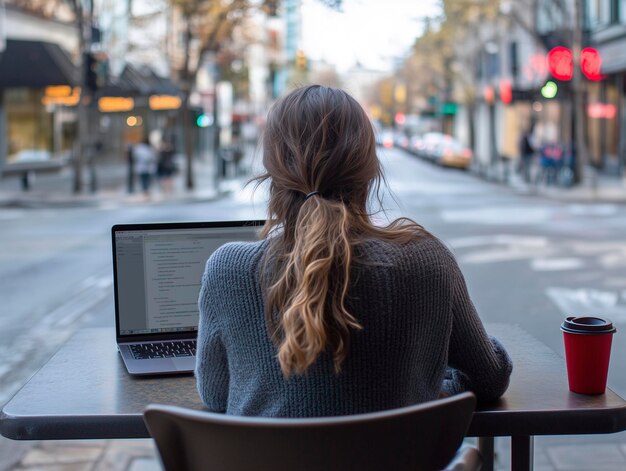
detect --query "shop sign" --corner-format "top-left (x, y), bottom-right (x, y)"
top-left (98, 97), bottom-right (134, 112)
top-left (42, 86), bottom-right (81, 106)
top-left (587, 103), bottom-right (617, 119)
top-left (149, 95), bottom-right (182, 110)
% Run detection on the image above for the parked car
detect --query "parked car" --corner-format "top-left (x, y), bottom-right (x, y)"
top-left (413, 132), bottom-right (446, 160)
top-left (412, 132), bottom-right (472, 169)
top-left (376, 129), bottom-right (394, 149)
top-left (393, 132), bottom-right (410, 150)
top-left (409, 135), bottom-right (424, 156)
top-left (436, 138), bottom-right (473, 169)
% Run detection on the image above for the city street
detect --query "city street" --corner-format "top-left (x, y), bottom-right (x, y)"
top-left (3, 146), bottom-right (626, 470)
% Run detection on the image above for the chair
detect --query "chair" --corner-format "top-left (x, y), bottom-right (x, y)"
top-left (144, 392), bottom-right (481, 471)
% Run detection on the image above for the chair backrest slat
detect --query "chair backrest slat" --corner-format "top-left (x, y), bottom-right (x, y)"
top-left (144, 392), bottom-right (476, 471)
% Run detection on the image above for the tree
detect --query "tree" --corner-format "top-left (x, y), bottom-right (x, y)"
top-left (8, 0), bottom-right (73, 20)
top-left (66, 0), bottom-right (93, 194)
top-left (169, 0), bottom-right (343, 190)
top-left (390, 0), bottom-right (499, 146)
top-left (168, 0), bottom-right (248, 189)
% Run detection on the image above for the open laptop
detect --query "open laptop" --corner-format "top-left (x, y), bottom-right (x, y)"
top-left (112, 220), bottom-right (264, 375)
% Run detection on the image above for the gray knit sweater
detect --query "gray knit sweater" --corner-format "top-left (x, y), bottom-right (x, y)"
top-left (196, 235), bottom-right (512, 417)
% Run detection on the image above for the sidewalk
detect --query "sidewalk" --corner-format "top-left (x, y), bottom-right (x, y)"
top-left (4, 152), bottom-right (626, 210)
top-left (0, 154), bottom-right (243, 210)
top-left (477, 159), bottom-right (626, 204)
top-left (8, 434), bottom-right (626, 471)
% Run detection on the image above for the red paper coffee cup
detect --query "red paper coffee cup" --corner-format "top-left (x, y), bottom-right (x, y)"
top-left (561, 316), bottom-right (616, 394)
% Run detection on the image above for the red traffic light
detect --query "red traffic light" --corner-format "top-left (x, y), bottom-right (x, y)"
top-left (547, 46), bottom-right (604, 81)
top-left (483, 85), bottom-right (495, 104)
top-left (547, 46), bottom-right (573, 81)
top-left (581, 47), bottom-right (603, 81)
top-left (499, 79), bottom-right (512, 104)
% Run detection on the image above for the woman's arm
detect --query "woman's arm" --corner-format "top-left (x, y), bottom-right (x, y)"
top-left (195, 260), bottom-right (229, 412)
top-left (442, 249), bottom-right (513, 402)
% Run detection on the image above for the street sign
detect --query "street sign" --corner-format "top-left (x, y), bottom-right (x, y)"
top-left (217, 81), bottom-right (233, 128)
top-left (440, 102), bottom-right (458, 115)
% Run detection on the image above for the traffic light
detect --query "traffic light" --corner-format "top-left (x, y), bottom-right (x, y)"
top-left (295, 50), bottom-right (307, 70)
top-left (196, 113), bottom-right (212, 128)
top-left (84, 52), bottom-right (108, 92)
top-left (541, 81), bottom-right (558, 99)
top-left (85, 53), bottom-right (98, 92)
top-left (547, 46), bottom-right (572, 81)
top-left (547, 46), bottom-right (604, 81)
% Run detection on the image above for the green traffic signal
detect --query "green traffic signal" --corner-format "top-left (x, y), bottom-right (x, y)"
top-left (541, 81), bottom-right (558, 99)
top-left (196, 114), bottom-right (212, 127)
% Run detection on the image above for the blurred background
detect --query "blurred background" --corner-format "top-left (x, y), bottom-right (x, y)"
top-left (0, 0), bottom-right (623, 194)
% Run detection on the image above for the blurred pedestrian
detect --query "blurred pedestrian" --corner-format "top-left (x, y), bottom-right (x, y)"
top-left (540, 142), bottom-right (563, 186)
top-left (518, 128), bottom-right (535, 183)
top-left (133, 137), bottom-right (157, 197)
top-left (126, 143), bottom-right (135, 193)
top-left (157, 138), bottom-right (177, 194)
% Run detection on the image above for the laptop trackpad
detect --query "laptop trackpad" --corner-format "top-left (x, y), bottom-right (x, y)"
top-left (173, 356), bottom-right (196, 372)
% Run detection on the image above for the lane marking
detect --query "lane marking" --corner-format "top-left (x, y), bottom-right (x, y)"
top-left (546, 287), bottom-right (626, 323)
top-left (531, 258), bottom-right (585, 271)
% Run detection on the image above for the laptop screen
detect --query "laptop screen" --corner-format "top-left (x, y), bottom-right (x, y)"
top-left (113, 222), bottom-right (262, 338)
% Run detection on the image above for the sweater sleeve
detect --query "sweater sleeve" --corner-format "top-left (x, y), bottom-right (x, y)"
top-left (195, 258), bottom-right (229, 412)
top-left (441, 248), bottom-right (513, 402)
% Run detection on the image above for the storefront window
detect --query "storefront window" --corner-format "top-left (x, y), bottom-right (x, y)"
top-left (620, 0), bottom-right (626, 23)
top-left (587, 0), bottom-right (612, 27)
top-left (5, 88), bottom-right (53, 163)
top-left (587, 81), bottom-right (602, 167)
top-left (604, 78), bottom-right (620, 167)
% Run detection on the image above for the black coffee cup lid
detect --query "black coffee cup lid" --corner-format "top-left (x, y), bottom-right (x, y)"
top-left (561, 316), bottom-right (616, 334)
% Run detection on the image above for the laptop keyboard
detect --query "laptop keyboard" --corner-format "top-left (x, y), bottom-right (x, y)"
top-left (129, 340), bottom-right (196, 360)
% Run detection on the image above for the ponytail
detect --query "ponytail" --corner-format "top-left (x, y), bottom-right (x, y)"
top-left (256, 85), bottom-right (426, 376)
top-left (263, 197), bottom-right (362, 376)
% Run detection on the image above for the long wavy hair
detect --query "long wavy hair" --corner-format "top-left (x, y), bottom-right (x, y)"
top-left (254, 85), bottom-right (426, 376)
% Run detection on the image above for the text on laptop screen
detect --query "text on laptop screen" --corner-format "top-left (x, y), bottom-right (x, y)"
top-left (115, 226), bottom-right (258, 335)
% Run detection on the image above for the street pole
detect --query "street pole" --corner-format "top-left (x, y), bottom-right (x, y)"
top-left (73, 1), bottom-right (85, 194)
top-left (88, 0), bottom-right (97, 194)
top-left (181, 20), bottom-right (194, 190)
top-left (73, 1), bottom-right (93, 194)
top-left (572, 0), bottom-right (591, 188)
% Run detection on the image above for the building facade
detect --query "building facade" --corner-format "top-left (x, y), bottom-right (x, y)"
top-left (0, 3), bottom-right (79, 174)
top-left (587, 0), bottom-right (626, 175)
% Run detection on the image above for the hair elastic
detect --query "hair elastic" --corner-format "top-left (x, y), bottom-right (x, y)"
top-left (304, 191), bottom-right (320, 200)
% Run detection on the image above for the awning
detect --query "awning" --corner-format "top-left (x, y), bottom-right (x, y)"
top-left (0, 39), bottom-right (78, 89)
top-left (95, 64), bottom-right (180, 98)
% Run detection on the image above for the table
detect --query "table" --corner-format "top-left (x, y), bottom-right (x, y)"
top-left (2, 325), bottom-right (626, 471)
top-left (470, 325), bottom-right (626, 470)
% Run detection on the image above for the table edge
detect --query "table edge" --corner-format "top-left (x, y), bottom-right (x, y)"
top-left (0, 409), bottom-right (149, 440)
top-left (468, 401), bottom-right (626, 437)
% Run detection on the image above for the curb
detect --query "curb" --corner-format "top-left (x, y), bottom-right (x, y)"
top-left (468, 165), bottom-right (626, 205)
top-left (0, 190), bottom-right (226, 210)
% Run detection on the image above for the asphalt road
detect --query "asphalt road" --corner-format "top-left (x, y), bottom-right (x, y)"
top-left (2, 146), bottom-right (626, 466)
